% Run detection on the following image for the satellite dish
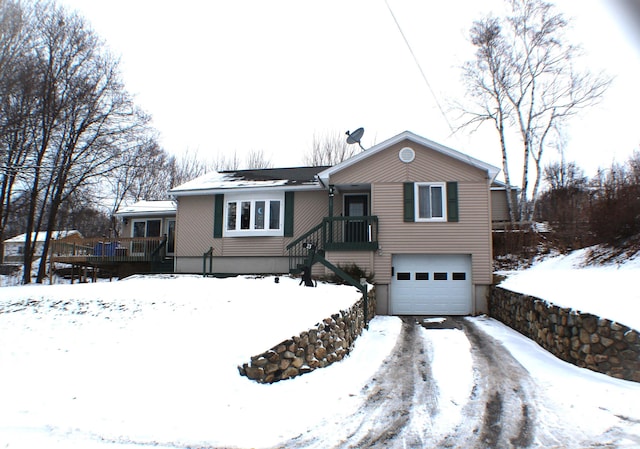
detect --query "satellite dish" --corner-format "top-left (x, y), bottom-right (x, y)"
top-left (346, 127), bottom-right (365, 150)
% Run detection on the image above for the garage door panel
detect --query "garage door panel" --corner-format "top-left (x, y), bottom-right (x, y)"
top-left (390, 254), bottom-right (472, 315)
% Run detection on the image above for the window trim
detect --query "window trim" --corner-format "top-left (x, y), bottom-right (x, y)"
top-left (131, 219), bottom-right (163, 238)
top-left (414, 182), bottom-right (447, 222)
top-left (223, 192), bottom-right (285, 237)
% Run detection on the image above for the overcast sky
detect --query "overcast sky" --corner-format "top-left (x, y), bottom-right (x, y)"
top-left (58, 0), bottom-right (639, 182)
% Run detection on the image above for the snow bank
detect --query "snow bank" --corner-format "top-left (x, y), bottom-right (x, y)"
top-left (498, 248), bottom-right (640, 331)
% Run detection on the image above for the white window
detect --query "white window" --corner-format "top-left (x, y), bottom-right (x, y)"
top-left (415, 183), bottom-right (446, 222)
top-left (224, 192), bottom-right (284, 237)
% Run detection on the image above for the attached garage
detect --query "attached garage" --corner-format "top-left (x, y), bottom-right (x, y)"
top-left (390, 254), bottom-right (472, 315)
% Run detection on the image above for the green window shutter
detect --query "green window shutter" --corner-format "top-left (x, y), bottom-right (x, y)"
top-left (447, 181), bottom-right (459, 222)
top-left (284, 191), bottom-right (294, 237)
top-left (213, 194), bottom-right (224, 238)
top-left (403, 182), bottom-right (415, 222)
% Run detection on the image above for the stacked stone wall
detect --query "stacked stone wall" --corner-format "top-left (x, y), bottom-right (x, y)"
top-left (239, 289), bottom-right (376, 383)
top-left (490, 286), bottom-right (640, 382)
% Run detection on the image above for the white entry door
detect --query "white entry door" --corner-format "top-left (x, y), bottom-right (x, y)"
top-left (390, 254), bottom-right (472, 315)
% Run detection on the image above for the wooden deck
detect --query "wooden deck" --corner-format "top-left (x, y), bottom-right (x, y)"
top-left (50, 236), bottom-right (172, 280)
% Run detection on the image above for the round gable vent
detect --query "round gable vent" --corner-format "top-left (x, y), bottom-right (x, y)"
top-left (399, 147), bottom-right (415, 163)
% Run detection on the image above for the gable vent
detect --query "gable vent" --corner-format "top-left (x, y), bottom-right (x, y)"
top-left (399, 147), bottom-right (415, 163)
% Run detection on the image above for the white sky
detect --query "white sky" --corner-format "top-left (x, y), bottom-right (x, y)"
top-left (58, 0), bottom-right (640, 181)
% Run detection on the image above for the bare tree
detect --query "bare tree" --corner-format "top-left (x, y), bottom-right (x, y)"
top-left (213, 150), bottom-right (240, 172)
top-left (459, 0), bottom-right (611, 223)
top-left (244, 149), bottom-right (272, 169)
top-left (303, 130), bottom-right (361, 166)
top-left (0, 1), bottom-right (155, 282)
top-left (167, 148), bottom-right (216, 187)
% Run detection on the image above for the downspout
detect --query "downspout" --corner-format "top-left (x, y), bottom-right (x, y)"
top-left (328, 185), bottom-right (335, 245)
top-left (328, 184), bottom-right (335, 218)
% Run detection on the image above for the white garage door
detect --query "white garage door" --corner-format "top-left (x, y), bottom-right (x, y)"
top-left (390, 254), bottom-right (472, 315)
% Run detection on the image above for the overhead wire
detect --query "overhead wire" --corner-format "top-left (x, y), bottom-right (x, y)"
top-left (383, 0), bottom-right (456, 136)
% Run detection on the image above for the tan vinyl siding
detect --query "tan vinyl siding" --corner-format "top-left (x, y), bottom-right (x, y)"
top-left (222, 237), bottom-right (285, 256)
top-left (491, 189), bottom-right (510, 222)
top-left (175, 196), bottom-right (215, 257)
top-left (372, 182), bottom-right (492, 285)
top-left (177, 190), bottom-right (328, 259)
top-left (286, 190), bottom-right (328, 246)
top-left (324, 251), bottom-right (374, 277)
top-left (331, 139), bottom-right (486, 185)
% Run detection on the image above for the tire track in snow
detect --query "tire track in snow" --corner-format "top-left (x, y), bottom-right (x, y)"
top-left (276, 316), bottom-right (631, 449)
top-left (278, 317), bottom-right (438, 449)
top-left (433, 317), bottom-right (544, 449)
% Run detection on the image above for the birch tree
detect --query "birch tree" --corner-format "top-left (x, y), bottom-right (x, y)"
top-left (460, 0), bottom-right (610, 223)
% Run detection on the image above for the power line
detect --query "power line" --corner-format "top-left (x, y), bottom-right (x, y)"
top-left (383, 0), bottom-right (456, 135)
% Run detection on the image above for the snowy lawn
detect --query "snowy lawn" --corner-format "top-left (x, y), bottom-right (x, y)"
top-left (1, 250), bottom-right (640, 448)
top-left (0, 275), bottom-right (396, 448)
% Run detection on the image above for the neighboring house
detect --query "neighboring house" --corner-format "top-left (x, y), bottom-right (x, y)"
top-left (170, 131), bottom-right (500, 316)
top-left (2, 230), bottom-right (83, 263)
top-left (115, 200), bottom-right (177, 256)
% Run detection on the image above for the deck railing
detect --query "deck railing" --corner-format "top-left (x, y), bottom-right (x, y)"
top-left (50, 236), bottom-right (167, 264)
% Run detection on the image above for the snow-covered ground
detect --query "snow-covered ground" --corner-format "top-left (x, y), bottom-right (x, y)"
top-left (498, 247), bottom-right (640, 331)
top-left (0, 248), bottom-right (639, 448)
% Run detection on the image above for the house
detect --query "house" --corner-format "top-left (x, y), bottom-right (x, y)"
top-left (3, 230), bottom-right (83, 263)
top-left (169, 131), bottom-right (500, 316)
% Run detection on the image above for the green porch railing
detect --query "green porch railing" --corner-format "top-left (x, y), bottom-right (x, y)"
top-left (286, 216), bottom-right (378, 273)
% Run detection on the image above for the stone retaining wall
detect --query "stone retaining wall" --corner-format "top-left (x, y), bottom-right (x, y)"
top-left (490, 286), bottom-right (640, 382)
top-left (239, 289), bottom-right (376, 383)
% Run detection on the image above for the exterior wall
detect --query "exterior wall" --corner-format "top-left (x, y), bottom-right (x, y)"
top-left (375, 284), bottom-right (389, 315)
top-left (491, 189), bottom-right (510, 223)
top-left (175, 190), bottom-right (328, 273)
top-left (328, 139), bottom-right (494, 315)
top-left (330, 139), bottom-right (487, 185)
top-left (372, 182), bottom-right (492, 285)
top-left (175, 195), bottom-right (216, 258)
top-left (174, 138), bottom-right (494, 297)
top-left (324, 250), bottom-right (374, 277)
top-left (121, 214), bottom-right (175, 238)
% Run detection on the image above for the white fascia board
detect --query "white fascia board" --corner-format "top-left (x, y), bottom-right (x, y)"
top-left (114, 210), bottom-right (176, 218)
top-left (318, 130), bottom-right (501, 184)
top-left (169, 183), bottom-right (324, 198)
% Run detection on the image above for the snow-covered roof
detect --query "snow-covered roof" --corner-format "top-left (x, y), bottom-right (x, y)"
top-left (3, 230), bottom-right (82, 244)
top-left (318, 131), bottom-right (501, 185)
top-left (115, 200), bottom-right (176, 217)
top-left (170, 167), bottom-right (329, 196)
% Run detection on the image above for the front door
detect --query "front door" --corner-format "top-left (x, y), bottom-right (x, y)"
top-left (344, 194), bottom-right (368, 243)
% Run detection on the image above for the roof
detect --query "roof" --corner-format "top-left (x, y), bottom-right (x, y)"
top-left (170, 166), bottom-right (330, 196)
top-left (115, 200), bottom-right (177, 217)
top-left (168, 131), bottom-right (500, 197)
top-left (318, 131), bottom-right (501, 184)
top-left (4, 230), bottom-right (82, 244)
